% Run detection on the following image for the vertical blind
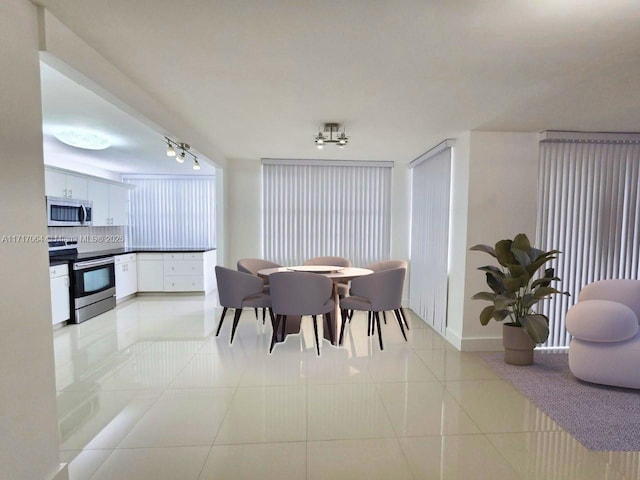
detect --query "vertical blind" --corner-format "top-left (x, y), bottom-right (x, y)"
top-left (123, 175), bottom-right (216, 249)
top-left (262, 160), bottom-right (392, 267)
top-left (409, 142), bottom-right (453, 334)
top-left (536, 134), bottom-right (640, 347)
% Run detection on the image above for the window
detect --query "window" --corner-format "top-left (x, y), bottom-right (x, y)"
top-left (123, 175), bottom-right (216, 249)
top-left (262, 160), bottom-right (392, 266)
top-left (537, 132), bottom-right (640, 347)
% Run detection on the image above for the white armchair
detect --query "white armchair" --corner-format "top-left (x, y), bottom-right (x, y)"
top-left (565, 279), bottom-right (640, 389)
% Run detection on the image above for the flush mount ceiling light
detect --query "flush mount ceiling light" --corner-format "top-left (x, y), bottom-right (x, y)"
top-left (314, 123), bottom-right (349, 150)
top-left (164, 136), bottom-right (200, 169)
top-left (55, 129), bottom-right (112, 150)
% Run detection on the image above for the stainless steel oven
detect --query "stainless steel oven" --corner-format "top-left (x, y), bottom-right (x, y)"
top-left (71, 257), bottom-right (116, 323)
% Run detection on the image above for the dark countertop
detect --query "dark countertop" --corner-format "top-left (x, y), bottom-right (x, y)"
top-left (49, 247), bottom-right (216, 265)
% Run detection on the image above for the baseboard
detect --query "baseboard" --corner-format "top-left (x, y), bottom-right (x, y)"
top-left (459, 336), bottom-right (503, 352)
top-left (50, 463), bottom-right (68, 480)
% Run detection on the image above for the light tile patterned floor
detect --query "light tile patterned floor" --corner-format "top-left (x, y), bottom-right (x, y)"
top-left (54, 294), bottom-right (640, 479)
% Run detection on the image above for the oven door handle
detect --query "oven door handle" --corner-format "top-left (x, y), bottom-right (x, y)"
top-left (73, 257), bottom-right (115, 270)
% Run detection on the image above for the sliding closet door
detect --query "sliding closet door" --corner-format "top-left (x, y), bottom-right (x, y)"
top-left (537, 133), bottom-right (640, 347)
top-left (409, 143), bottom-right (452, 333)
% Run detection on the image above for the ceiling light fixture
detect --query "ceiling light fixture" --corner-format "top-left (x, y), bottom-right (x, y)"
top-left (164, 136), bottom-right (200, 168)
top-left (314, 123), bottom-right (349, 150)
top-left (55, 129), bottom-right (112, 150)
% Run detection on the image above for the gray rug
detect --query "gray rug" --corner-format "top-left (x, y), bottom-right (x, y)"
top-left (479, 352), bottom-right (640, 451)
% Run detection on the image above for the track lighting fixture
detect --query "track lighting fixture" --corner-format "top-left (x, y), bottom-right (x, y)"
top-left (314, 123), bottom-right (349, 149)
top-left (164, 136), bottom-right (200, 169)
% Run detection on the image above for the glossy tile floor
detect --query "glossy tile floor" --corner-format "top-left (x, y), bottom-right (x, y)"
top-left (54, 295), bottom-right (640, 479)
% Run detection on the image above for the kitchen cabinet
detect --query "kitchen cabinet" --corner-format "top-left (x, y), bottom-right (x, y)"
top-left (137, 253), bottom-right (164, 291)
top-left (50, 264), bottom-right (70, 325)
top-left (87, 179), bottom-right (130, 226)
top-left (45, 169), bottom-right (88, 199)
top-left (115, 253), bottom-right (137, 300)
top-left (137, 250), bottom-right (217, 293)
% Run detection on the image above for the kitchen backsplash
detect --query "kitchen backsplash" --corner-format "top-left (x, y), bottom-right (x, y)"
top-left (48, 225), bottom-right (125, 252)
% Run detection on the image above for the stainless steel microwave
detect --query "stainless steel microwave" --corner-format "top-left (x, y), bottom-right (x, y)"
top-left (46, 196), bottom-right (93, 226)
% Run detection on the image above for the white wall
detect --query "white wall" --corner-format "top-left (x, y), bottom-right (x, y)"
top-left (225, 159), bottom-right (262, 267)
top-left (0, 1), bottom-right (67, 479)
top-left (454, 131), bottom-right (539, 350)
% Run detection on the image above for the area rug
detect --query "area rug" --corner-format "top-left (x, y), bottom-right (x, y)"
top-left (479, 352), bottom-right (640, 451)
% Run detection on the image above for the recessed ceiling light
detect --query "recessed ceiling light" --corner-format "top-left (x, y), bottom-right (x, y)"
top-left (54, 129), bottom-right (112, 150)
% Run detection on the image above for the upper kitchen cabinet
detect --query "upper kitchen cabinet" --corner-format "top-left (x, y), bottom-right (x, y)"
top-left (45, 169), bottom-right (88, 199)
top-left (87, 179), bottom-right (130, 226)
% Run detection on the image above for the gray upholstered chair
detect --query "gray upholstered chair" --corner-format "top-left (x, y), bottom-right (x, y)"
top-left (237, 258), bottom-right (282, 323)
top-left (269, 271), bottom-right (335, 355)
top-left (363, 260), bottom-right (409, 330)
top-left (303, 256), bottom-right (351, 297)
top-left (339, 267), bottom-right (407, 350)
top-left (215, 266), bottom-right (272, 344)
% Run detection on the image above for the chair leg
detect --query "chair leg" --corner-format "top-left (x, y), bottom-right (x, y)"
top-left (254, 308), bottom-right (259, 320)
top-left (312, 315), bottom-right (320, 356)
top-left (400, 307), bottom-right (410, 330)
top-left (215, 307), bottom-right (228, 336)
top-left (262, 308), bottom-right (266, 324)
top-left (383, 311), bottom-right (387, 324)
top-left (230, 309), bottom-right (243, 343)
top-left (339, 309), bottom-right (348, 345)
top-left (324, 312), bottom-right (335, 345)
top-left (394, 309), bottom-right (408, 341)
top-left (270, 314), bottom-right (281, 353)
top-left (268, 308), bottom-right (275, 327)
top-left (374, 311), bottom-right (384, 350)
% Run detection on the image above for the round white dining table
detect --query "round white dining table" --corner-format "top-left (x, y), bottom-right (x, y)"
top-left (257, 266), bottom-right (373, 346)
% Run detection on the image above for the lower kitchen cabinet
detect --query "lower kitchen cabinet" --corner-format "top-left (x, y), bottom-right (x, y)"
top-left (115, 253), bottom-right (137, 300)
top-left (50, 264), bottom-right (70, 325)
top-left (137, 250), bottom-right (216, 293)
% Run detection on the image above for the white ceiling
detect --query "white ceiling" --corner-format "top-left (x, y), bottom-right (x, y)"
top-left (37, 0), bottom-right (640, 166)
top-left (40, 63), bottom-right (216, 175)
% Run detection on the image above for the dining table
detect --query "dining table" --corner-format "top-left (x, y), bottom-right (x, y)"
top-left (257, 265), bottom-right (373, 346)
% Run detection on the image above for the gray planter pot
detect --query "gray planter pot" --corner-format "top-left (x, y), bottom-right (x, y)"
top-left (503, 323), bottom-right (536, 365)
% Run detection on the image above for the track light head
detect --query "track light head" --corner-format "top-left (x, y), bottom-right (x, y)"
top-left (193, 159), bottom-right (200, 170)
top-left (177, 150), bottom-right (186, 163)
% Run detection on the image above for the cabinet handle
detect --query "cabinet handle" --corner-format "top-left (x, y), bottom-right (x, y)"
top-left (63, 189), bottom-right (67, 198)
top-left (68, 189), bottom-right (72, 198)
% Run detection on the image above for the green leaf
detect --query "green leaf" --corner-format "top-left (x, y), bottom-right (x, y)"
top-left (492, 309), bottom-right (511, 321)
top-left (529, 247), bottom-right (545, 261)
top-left (533, 286), bottom-right (563, 299)
top-left (502, 277), bottom-right (522, 294)
top-left (525, 253), bottom-right (557, 277)
top-left (531, 276), bottom-right (560, 289)
top-left (512, 234), bottom-right (531, 254)
top-left (507, 264), bottom-right (527, 277)
top-left (494, 294), bottom-right (517, 310)
top-left (520, 314), bottom-right (550, 343)
top-left (470, 244), bottom-right (497, 258)
top-left (486, 272), bottom-right (505, 294)
top-left (494, 240), bottom-right (516, 267)
top-left (471, 292), bottom-right (497, 301)
top-left (511, 248), bottom-right (531, 267)
top-left (478, 266), bottom-right (505, 278)
top-left (480, 306), bottom-right (495, 325)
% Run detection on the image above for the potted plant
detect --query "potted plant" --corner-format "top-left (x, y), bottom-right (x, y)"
top-left (470, 233), bottom-right (569, 365)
